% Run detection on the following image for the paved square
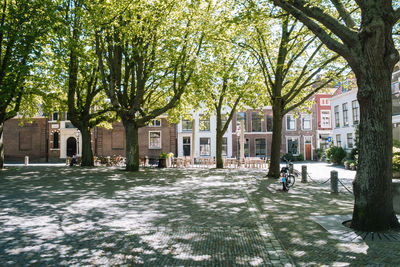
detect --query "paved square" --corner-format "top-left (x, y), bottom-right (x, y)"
top-left (0, 167), bottom-right (292, 266)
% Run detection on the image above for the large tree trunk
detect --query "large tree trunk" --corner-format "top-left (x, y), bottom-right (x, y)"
top-left (124, 120), bottom-right (140, 172)
top-left (350, 21), bottom-right (400, 231)
top-left (267, 100), bottom-right (283, 179)
top-left (80, 127), bottom-right (94, 167)
top-left (216, 112), bottom-right (223, 169)
top-left (0, 123), bottom-right (4, 169)
top-left (351, 70), bottom-right (400, 231)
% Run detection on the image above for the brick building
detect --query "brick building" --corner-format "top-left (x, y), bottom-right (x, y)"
top-left (3, 113), bottom-right (177, 163)
top-left (231, 108), bottom-right (273, 159)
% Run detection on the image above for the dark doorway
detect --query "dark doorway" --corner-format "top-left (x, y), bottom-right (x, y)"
top-left (67, 137), bottom-right (77, 157)
top-left (183, 137), bottom-right (191, 156)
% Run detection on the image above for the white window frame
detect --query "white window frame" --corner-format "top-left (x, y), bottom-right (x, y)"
top-left (301, 114), bottom-right (312, 131)
top-left (286, 114), bottom-right (296, 131)
top-left (336, 134), bottom-right (342, 147)
top-left (321, 110), bottom-right (331, 128)
top-left (286, 136), bottom-right (300, 156)
top-left (149, 119), bottom-right (161, 127)
top-left (222, 137), bottom-right (228, 156)
top-left (199, 137), bottom-right (211, 156)
top-left (149, 131), bottom-right (162, 149)
top-left (255, 138), bottom-right (267, 158)
top-left (320, 98), bottom-right (330, 106)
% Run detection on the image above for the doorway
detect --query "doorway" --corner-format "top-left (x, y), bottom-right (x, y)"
top-left (67, 137), bottom-right (77, 157)
top-left (183, 137), bottom-right (191, 156)
top-left (305, 137), bottom-right (312, 160)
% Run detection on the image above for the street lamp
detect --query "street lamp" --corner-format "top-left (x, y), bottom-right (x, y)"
top-left (75, 129), bottom-right (80, 156)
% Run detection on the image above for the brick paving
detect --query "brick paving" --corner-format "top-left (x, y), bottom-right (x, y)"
top-left (0, 165), bottom-right (399, 266)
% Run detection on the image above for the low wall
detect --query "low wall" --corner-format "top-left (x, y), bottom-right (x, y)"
top-left (394, 181), bottom-right (400, 214)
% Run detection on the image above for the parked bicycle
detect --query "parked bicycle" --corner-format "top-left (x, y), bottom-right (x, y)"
top-left (280, 158), bottom-right (296, 191)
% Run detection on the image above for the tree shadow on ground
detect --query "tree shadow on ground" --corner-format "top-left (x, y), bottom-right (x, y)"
top-left (247, 176), bottom-right (400, 266)
top-left (0, 167), bottom-right (288, 266)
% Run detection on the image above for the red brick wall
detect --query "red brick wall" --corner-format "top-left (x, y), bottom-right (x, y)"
top-left (4, 118), bottom-right (47, 161)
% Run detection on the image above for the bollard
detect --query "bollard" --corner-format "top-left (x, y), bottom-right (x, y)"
top-left (331, 170), bottom-right (339, 194)
top-left (301, 165), bottom-right (308, 183)
top-left (24, 156), bottom-right (29, 166)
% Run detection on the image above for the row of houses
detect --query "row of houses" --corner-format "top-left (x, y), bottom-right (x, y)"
top-left (3, 92), bottom-right (332, 162)
top-left (3, 63), bottom-right (399, 163)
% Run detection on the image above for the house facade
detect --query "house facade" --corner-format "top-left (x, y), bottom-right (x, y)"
top-left (231, 108), bottom-right (273, 159)
top-left (392, 62), bottom-right (400, 140)
top-left (330, 89), bottom-right (359, 152)
top-left (3, 113), bottom-right (177, 162)
top-left (314, 93), bottom-right (333, 150)
top-left (176, 110), bottom-right (233, 158)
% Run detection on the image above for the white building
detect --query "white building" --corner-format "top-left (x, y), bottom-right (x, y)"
top-left (330, 89), bottom-right (359, 151)
top-left (176, 109), bottom-right (233, 158)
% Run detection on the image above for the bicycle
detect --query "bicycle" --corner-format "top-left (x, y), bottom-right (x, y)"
top-left (280, 158), bottom-right (296, 191)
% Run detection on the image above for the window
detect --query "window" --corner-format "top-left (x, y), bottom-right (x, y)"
top-left (321, 110), bottom-right (331, 128)
top-left (266, 115), bottom-right (273, 132)
top-left (150, 119), bottom-right (161, 127)
top-left (347, 133), bottom-right (353, 148)
top-left (251, 112), bottom-right (262, 132)
top-left (287, 137), bottom-right (299, 155)
top-left (199, 114), bottom-right (210, 131)
top-left (286, 115), bottom-right (296, 131)
top-left (352, 100), bottom-right (359, 125)
top-left (255, 139), bottom-right (266, 157)
top-left (52, 112), bottom-right (58, 121)
top-left (236, 112), bottom-right (247, 131)
top-left (342, 103), bottom-right (349, 126)
top-left (53, 132), bottom-right (59, 149)
top-left (302, 114), bottom-right (312, 130)
top-left (334, 105), bottom-right (340, 127)
top-left (183, 137), bottom-right (191, 156)
top-left (336, 134), bottom-right (342, 147)
top-left (222, 137), bottom-right (228, 156)
top-left (149, 131), bottom-right (161, 149)
top-left (200, 138), bottom-right (211, 156)
top-left (182, 119), bottom-right (192, 132)
top-left (237, 138), bottom-right (249, 157)
top-left (320, 98), bottom-right (330, 106)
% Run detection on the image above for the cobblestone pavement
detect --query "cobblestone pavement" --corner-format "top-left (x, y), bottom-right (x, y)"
top-left (1, 165), bottom-right (399, 266)
top-left (0, 167), bottom-right (292, 266)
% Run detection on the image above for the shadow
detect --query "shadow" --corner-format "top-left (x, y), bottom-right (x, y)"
top-left (0, 167), bottom-right (288, 266)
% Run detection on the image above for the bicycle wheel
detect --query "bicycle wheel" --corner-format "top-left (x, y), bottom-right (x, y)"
top-left (286, 174), bottom-right (295, 188)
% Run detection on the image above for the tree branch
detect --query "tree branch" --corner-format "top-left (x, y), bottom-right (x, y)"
top-left (330, 0), bottom-right (356, 28)
top-left (273, 0), bottom-right (352, 60)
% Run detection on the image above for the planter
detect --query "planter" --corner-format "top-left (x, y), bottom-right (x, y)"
top-left (158, 158), bottom-right (167, 168)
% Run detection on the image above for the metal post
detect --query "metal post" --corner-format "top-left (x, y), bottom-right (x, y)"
top-left (331, 170), bottom-right (339, 194)
top-left (301, 165), bottom-right (307, 183)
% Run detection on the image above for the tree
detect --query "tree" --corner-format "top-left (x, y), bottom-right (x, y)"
top-left (191, 2), bottom-right (258, 169)
top-left (0, 0), bottom-right (53, 168)
top-left (273, 0), bottom-right (400, 231)
top-left (56, 0), bottom-right (114, 166)
top-left (239, 3), bottom-right (341, 178)
top-left (93, 0), bottom-right (206, 171)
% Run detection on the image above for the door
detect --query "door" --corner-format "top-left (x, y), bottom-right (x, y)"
top-left (183, 137), bottom-right (191, 156)
top-left (67, 137), bottom-right (77, 157)
top-left (305, 144), bottom-right (311, 160)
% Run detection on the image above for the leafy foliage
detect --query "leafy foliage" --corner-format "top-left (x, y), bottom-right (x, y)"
top-left (325, 146), bottom-right (346, 165)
